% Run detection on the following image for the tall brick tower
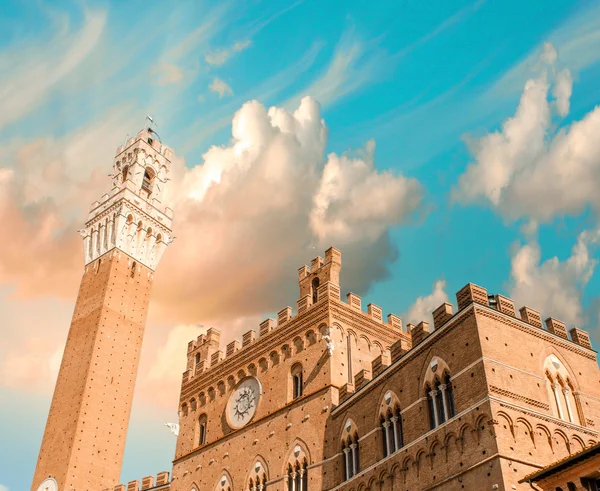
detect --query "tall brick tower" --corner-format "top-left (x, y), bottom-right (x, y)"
top-left (31, 128), bottom-right (174, 491)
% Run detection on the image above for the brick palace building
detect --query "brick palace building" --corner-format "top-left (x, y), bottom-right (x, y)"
top-left (31, 130), bottom-right (600, 491)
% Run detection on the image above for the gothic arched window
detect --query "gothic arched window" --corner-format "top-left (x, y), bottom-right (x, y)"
top-left (426, 370), bottom-right (456, 429)
top-left (380, 406), bottom-right (403, 458)
top-left (342, 432), bottom-right (360, 481)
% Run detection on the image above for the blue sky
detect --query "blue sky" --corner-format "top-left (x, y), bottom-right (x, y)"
top-left (2, 1), bottom-right (600, 490)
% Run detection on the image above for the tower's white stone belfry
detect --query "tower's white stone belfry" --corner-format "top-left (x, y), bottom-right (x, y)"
top-left (81, 127), bottom-right (174, 270)
top-left (32, 127), bottom-right (173, 491)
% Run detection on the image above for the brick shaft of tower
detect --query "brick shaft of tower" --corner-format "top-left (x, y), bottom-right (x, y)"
top-left (31, 128), bottom-right (174, 491)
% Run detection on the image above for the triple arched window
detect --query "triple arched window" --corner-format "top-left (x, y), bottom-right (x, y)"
top-left (286, 460), bottom-right (308, 491)
top-left (248, 474), bottom-right (267, 491)
top-left (342, 433), bottom-right (360, 481)
top-left (544, 354), bottom-right (580, 425)
top-left (380, 406), bottom-right (403, 457)
top-left (425, 372), bottom-right (455, 429)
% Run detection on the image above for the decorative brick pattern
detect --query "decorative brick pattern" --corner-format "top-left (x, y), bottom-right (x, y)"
top-left (277, 306), bottom-right (292, 326)
top-left (259, 318), bottom-right (275, 337)
top-left (347, 292), bottom-right (362, 311)
top-left (546, 317), bottom-right (568, 339)
top-left (495, 294), bottom-right (516, 316)
top-left (570, 327), bottom-right (592, 349)
top-left (519, 306), bottom-right (543, 328)
top-left (226, 340), bottom-right (240, 357)
top-left (410, 321), bottom-right (430, 345)
top-left (456, 282), bottom-right (488, 309)
top-left (387, 313), bottom-right (403, 332)
top-left (242, 330), bottom-right (256, 347)
top-left (367, 303), bottom-right (383, 322)
top-left (432, 302), bottom-right (453, 329)
top-left (489, 385), bottom-right (550, 410)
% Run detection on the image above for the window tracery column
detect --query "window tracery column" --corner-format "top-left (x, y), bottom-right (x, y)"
top-left (429, 389), bottom-right (440, 427)
top-left (382, 421), bottom-right (391, 456)
top-left (391, 416), bottom-right (400, 451)
top-left (439, 383), bottom-right (450, 421)
top-left (343, 447), bottom-right (351, 479)
top-left (552, 383), bottom-right (565, 420)
top-left (563, 386), bottom-right (574, 423)
top-left (350, 442), bottom-right (358, 476)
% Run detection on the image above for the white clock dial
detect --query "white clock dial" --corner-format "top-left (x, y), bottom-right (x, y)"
top-left (37, 478), bottom-right (58, 491)
top-left (226, 377), bottom-right (262, 429)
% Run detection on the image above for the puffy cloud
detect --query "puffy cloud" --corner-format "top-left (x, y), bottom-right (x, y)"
top-left (205, 40), bottom-right (251, 66)
top-left (0, 97), bottom-right (423, 398)
top-left (153, 97), bottom-right (423, 324)
top-left (507, 229), bottom-right (600, 326)
top-left (0, 111), bottom-right (134, 296)
top-left (404, 280), bottom-right (449, 327)
top-left (209, 77), bottom-right (234, 98)
top-left (453, 43), bottom-right (600, 224)
top-left (310, 140), bottom-right (422, 244)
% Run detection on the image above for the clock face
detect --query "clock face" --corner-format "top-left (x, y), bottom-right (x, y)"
top-left (226, 377), bottom-right (262, 429)
top-left (37, 478), bottom-right (58, 491)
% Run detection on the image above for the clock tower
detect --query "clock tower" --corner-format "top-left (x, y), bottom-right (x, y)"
top-left (31, 128), bottom-right (174, 491)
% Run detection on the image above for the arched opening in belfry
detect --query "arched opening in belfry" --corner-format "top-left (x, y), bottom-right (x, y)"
top-left (122, 165), bottom-right (129, 183)
top-left (142, 167), bottom-right (155, 194)
top-left (312, 277), bottom-right (320, 304)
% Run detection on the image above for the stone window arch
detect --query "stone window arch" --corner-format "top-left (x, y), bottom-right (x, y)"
top-left (424, 357), bottom-right (455, 429)
top-left (122, 164), bottom-right (129, 183)
top-left (291, 363), bottom-right (303, 400)
top-left (247, 459), bottom-right (268, 491)
top-left (544, 354), bottom-right (579, 424)
top-left (341, 431), bottom-right (360, 481)
top-left (142, 166), bottom-right (155, 194)
top-left (197, 413), bottom-right (207, 446)
top-left (286, 444), bottom-right (309, 491)
top-left (380, 405), bottom-right (403, 457)
top-left (215, 472), bottom-right (232, 491)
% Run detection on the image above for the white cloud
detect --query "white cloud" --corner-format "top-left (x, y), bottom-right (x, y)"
top-left (153, 96), bottom-right (423, 323)
top-left (0, 8), bottom-right (106, 129)
top-left (153, 63), bottom-right (185, 86)
top-left (553, 68), bottom-right (573, 117)
top-left (209, 77), bottom-right (234, 98)
top-left (310, 140), bottom-right (422, 244)
top-left (205, 40), bottom-right (251, 66)
top-left (453, 44), bottom-right (600, 224)
top-left (405, 280), bottom-right (449, 327)
top-left (0, 484), bottom-right (9, 491)
top-left (507, 229), bottom-right (600, 327)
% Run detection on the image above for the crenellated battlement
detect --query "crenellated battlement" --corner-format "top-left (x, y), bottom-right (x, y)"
top-left (106, 471), bottom-right (171, 491)
top-left (180, 248), bottom-right (408, 398)
top-left (409, 282), bottom-right (594, 351)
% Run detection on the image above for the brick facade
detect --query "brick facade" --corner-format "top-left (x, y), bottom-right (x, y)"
top-left (31, 128), bottom-right (174, 491)
top-left (135, 257), bottom-right (598, 491)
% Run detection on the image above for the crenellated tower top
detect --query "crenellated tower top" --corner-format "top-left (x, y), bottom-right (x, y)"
top-left (80, 127), bottom-right (174, 270)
